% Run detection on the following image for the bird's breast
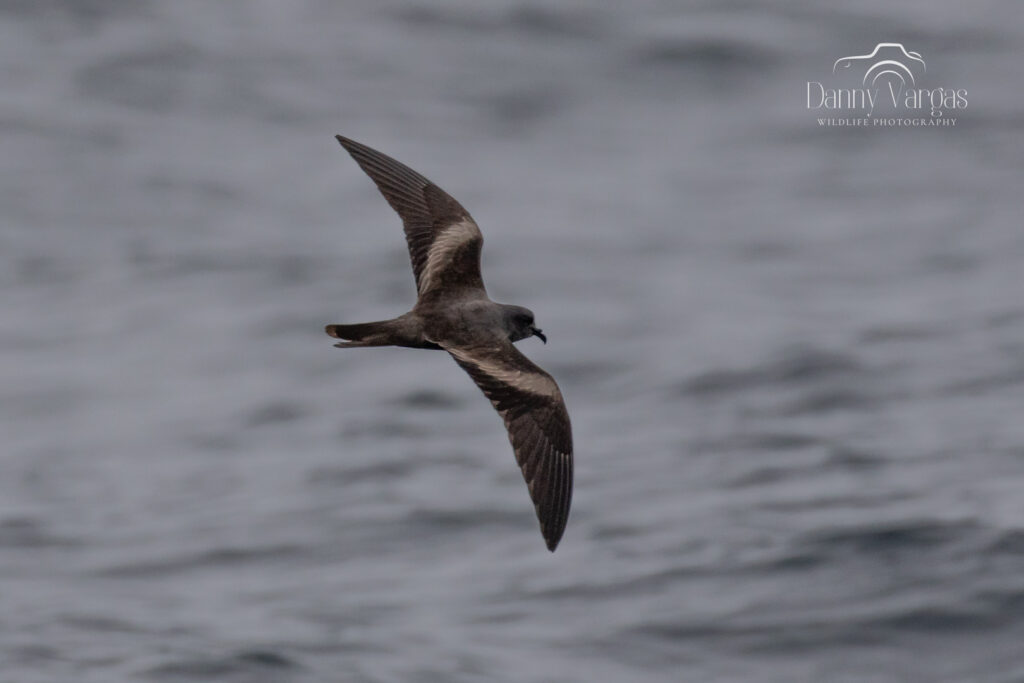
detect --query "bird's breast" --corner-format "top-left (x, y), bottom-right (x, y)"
top-left (422, 299), bottom-right (503, 347)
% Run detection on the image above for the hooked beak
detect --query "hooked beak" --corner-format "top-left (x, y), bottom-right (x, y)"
top-left (531, 327), bottom-right (547, 344)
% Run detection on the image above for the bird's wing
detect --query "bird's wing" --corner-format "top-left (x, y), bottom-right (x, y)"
top-left (336, 135), bottom-right (486, 300)
top-left (445, 340), bottom-right (573, 551)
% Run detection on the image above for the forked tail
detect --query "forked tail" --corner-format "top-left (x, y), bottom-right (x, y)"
top-left (324, 320), bottom-right (396, 348)
top-left (324, 316), bottom-right (442, 350)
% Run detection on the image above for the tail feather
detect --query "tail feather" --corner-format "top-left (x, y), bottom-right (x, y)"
top-left (325, 321), bottom-right (393, 347)
top-left (324, 315), bottom-right (441, 350)
top-left (325, 322), bottom-right (384, 341)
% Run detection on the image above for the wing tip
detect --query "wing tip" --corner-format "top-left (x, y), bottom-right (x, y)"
top-left (542, 522), bottom-right (566, 552)
top-left (335, 134), bottom-right (356, 151)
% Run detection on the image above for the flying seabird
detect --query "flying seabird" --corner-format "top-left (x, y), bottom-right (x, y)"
top-left (326, 135), bottom-right (573, 551)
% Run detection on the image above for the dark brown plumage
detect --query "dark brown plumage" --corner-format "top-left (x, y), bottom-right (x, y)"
top-left (327, 135), bottom-right (573, 551)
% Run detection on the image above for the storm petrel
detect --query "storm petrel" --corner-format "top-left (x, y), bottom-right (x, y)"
top-left (326, 136), bottom-right (573, 551)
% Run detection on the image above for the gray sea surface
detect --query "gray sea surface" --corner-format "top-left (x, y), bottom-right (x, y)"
top-left (3, 1), bottom-right (1024, 681)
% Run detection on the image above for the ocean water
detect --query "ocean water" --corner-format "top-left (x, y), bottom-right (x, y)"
top-left (2, 1), bottom-right (1024, 681)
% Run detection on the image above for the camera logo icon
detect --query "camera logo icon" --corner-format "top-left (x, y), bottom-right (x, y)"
top-left (833, 43), bottom-right (926, 88)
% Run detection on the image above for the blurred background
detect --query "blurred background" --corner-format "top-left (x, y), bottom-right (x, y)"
top-left (2, 1), bottom-right (1023, 681)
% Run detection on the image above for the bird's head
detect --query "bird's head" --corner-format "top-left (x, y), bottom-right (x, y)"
top-left (503, 305), bottom-right (546, 344)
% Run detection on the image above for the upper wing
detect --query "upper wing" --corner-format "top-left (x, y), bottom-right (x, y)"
top-left (445, 341), bottom-right (573, 551)
top-left (336, 135), bottom-right (486, 300)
